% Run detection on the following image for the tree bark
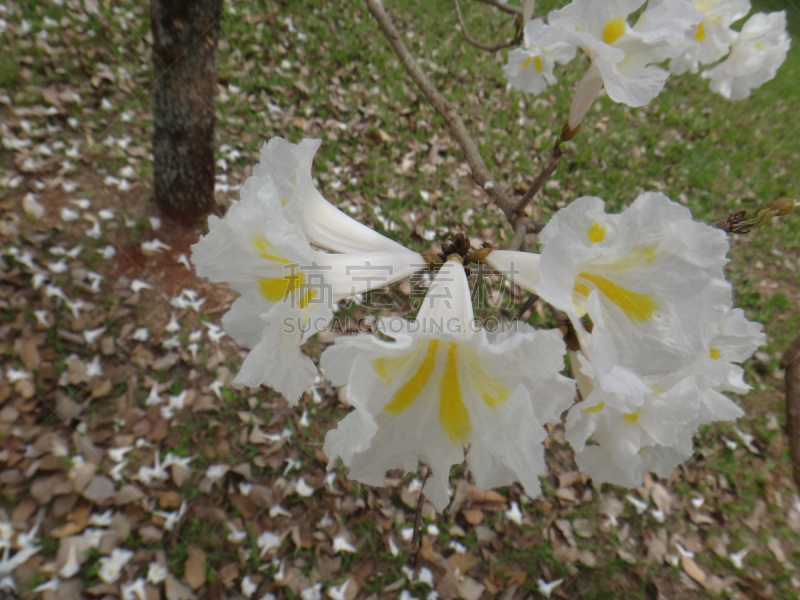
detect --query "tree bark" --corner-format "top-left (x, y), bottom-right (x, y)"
top-left (781, 334), bottom-right (800, 492)
top-left (150, 0), bottom-right (222, 223)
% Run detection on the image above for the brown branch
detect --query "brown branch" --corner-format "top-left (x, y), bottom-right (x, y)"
top-left (453, 0), bottom-right (523, 52)
top-left (508, 220), bottom-right (528, 251)
top-left (514, 139), bottom-right (564, 215)
top-left (780, 334), bottom-right (800, 492)
top-left (515, 293), bottom-right (539, 320)
top-left (476, 0), bottom-right (523, 16)
top-left (365, 0), bottom-right (520, 231)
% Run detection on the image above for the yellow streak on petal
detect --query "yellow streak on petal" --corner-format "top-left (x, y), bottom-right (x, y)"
top-left (622, 410), bottom-right (640, 424)
top-left (709, 347), bottom-right (720, 360)
top-left (253, 235), bottom-right (292, 264)
top-left (522, 56), bottom-right (532, 69)
top-left (574, 282), bottom-right (591, 297)
top-left (534, 55), bottom-right (543, 73)
top-left (584, 401), bottom-right (605, 413)
top-left (694, 21), bottom-right (706, 42)
top-left (462, 346), bottom-right (509, 408)
top-left (257, 270), bottom-right (305, 302)
top-left (373, 352), bottom-right (415, 384)
top-left (587, 222), bottom-right (606, 243)
top-left (439, 343), bottom-right (472, 443)
top-left (754, 41), bottom-right (764, 50)
top-left (298, 288), bottom-right (316, 310)
top-left (384, 340), bottom-right (439, 414)
top-left (602, 16), bottom-right (626, 45)
top-left (578, 272), bottom-right (659, 322)
top-left (281, 199), bottom-right (288, 207)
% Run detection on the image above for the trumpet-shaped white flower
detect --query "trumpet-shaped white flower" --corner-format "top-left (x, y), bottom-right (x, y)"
top-left (564, 300), bottom-right (701, 487)
top-left (252, 137), bottom-right (412, 256)
top-left (565, 295), bottom-right (761, 488)
top-left (539, 0), bottom-right (701, 128)
top-left (701, 11), bottom-right (790, 100)
top-left (686, 308), bottom-right (764, 426)
top-left (193, 154), bottom-right (423, 403)
top-left (321, 258), bottom-right (575, 511)
top-left (504, 19), bottom-right (577, 94)
top-left (669, 0), bottom-right (751, 75)
top-left (488, 192), bottom-right (732, 377)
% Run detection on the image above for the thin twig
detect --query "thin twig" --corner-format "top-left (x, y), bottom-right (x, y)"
top-left (365, 0), bottom-right (521, 230)
top-left (411, 465), bottom-right (432, 568)
top-left (453, 0), bottom-right (523, 52)
top-left (515, 293), bottom-right (539, 320)
top-left (780, 334), bottom-right (800, 492)
top-left (476, 0), bottom-right (523, 16)
top-left (514, 139), bottom-right (564, 215)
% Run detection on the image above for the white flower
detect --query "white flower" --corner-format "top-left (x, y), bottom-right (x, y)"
top-left (321, 258), bottom-right (575, 511)
top-left (192, 141), bottom-right (424, 404)
top-left (121, 578), bottom-right (147, 600)
top-left (301, 583), bottom-right (322, 600)
top-left (540, 0), bottom-right (701, 128)
top-left (669, 0), bottom-right (751, 74)
top-left (564, 319), bottom-right (700, 487)
top-left (563, 299), bottom-right (757, 489)
top-left (227, 522), bottom-right (248, 544)
top-left (242, 575), bottom-right (257, 597)
top-left (329, 580), bottom-right (350, 600)
top-left (332, 535), bottom-right (357, 554)
top-left (489, 192), bottom-right (732, 377)
top-left (256, 137), bottom-right (414, 255)
top-left (686, 308), bottom-right (764, 426)
top-left (98, 548), bottom-right (133, 583)
top-left (702, 11), bottom-right (791, 100)
top-left (504, 19), bottom-right (576, 94)
top-left (205, 464), bottom-right (229, 481)
top-left (147, 562), bottom-right (168, 585)
top-left (257, 531), bottom-right (282, 557)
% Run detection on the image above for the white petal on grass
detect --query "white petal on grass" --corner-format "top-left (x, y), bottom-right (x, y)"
top-left (301, 584), bottom-right (322, 600)
top-left (132, 327), bottom-right (149, 341)
top-left (295, 477), bottom-right (314, 497)
top-left (729, 547), bottom-right (748, 569)
top-left (332, 536), bottom-right (357, 554)
top-left (121, 578), bottom-right (147, 600)
top-left (270, 505), bottom-right (292, 519)
top-left (59, 544), bottom-right (80, 578)
top-left (241, 575), bottom-right (257, 597)
top-left (98, 548), bottom-right (133, 583)
top-left (506, 501), bottom-right (524, 524)
top-left (227, 523), bottom-right (247, 544)
top-left (130, 279), bottom-right (152, 293)
top-left (537, 578), bottom-right (563, 599)
top-left (205, 464), bottom-right (229, 481)
top-left (258, 531), bottom-right (282, 557)
top-left (626, 495), bottom-right (648, 514)
top-left (61, 207), bottom-right (80, 221)
top-left (83, 327), bottom-right (106, 344)
top-left (328, 580), bottom-right (350, 600)
top-left (86, 221), bottom-right (101, 239)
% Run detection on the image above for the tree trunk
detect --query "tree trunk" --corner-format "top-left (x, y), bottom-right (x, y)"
top-left (781, 334), bottom-right (800, 492)
top-left (150, 0), bottom-right (222, 222)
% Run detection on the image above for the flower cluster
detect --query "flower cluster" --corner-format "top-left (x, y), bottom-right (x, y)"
top-left (193, 134), bottom-right (765, 507)
top-left (488, 193), bottom-right (765, 486)
top-left (504, 0), bottom-right (790, 129)
top-left (192, 138), bottom-right (424, 404)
